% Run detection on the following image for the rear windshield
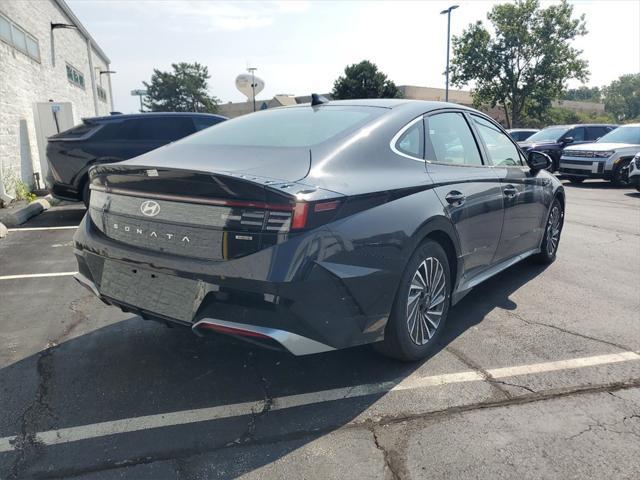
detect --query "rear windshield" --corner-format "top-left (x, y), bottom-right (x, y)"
top-left (526, 127), bottom-right (570, 143)
top-left (597, 125), bottom-right (640, 144)
top-left (181, 106), bottom-right (384, 148)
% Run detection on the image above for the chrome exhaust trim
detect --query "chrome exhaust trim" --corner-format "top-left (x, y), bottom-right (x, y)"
top-left (192, 318), bottom-right (335, 356)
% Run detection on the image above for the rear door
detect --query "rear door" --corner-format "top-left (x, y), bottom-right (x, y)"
top-left (469, 114), bottom-right (548, 262)
top-left (424, 110), bottom-right (504, 281)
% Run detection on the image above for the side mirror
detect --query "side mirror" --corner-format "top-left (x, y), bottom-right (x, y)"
top-left (528, 150), bottom-right (552, 172)
top-left (562, 137), bottom-right (574, 144)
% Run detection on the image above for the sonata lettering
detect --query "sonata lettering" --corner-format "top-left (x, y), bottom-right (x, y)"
top-left (112, 223), bottom-right (190, 244)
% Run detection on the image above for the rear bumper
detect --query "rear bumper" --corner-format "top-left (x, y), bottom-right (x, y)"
top-left (73, 214), bottom-right (396, 354)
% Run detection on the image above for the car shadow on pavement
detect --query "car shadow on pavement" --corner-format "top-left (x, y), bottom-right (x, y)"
top-left (0, 260), bottom-right (548, 479)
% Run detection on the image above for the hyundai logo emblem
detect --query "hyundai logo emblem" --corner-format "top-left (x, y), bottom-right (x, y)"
top-left (140, 200), bottom-right (161, 217)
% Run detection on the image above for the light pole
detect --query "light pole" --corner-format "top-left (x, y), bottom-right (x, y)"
top-left (247, 67), bottom-right (257, 112)
top-left (440, 5), bottom-right (459, 102)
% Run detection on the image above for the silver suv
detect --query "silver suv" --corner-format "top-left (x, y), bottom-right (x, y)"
top-left (628, 152), bottom-right (640, 192)
top-left (559, 124), bottom-right (640, 186)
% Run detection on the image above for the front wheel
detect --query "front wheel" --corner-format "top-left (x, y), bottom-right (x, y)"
top-left (374, 240), bottom-right (451, 361)
top-left (612, 160), bottom-right (631, 187)
top-left (532, 198), bottom-right (564, 264)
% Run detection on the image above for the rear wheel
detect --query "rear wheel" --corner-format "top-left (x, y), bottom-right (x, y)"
top-left (374, 240), bottom-right (451, 361)
top-left (532, 198), bottom-right (563, 264)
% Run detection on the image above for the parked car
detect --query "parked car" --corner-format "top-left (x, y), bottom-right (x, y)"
top-left (507, 128), bottom-right (539, 142)
top-left (559, 124), bottom-right (640, 186)
top-left (73, 99), bottom-right (564, 361)
top-left (45, 112), bottom-right (227, 206)
top-left (518, 124), bottom-right (617, 172)
top-left (628, 152), bottom-right (640, 192)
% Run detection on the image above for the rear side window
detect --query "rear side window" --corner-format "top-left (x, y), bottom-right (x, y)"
top-left (586, 126), bottom-right (607, 140)
top-left (472, 115), bottom-right (523, 167)
top-left (109, 117), bottom-right (196, 142)
top-left (426, 112), bottom-right (482, 166)
top-left (182, 106), bottom-right (384, 148)
top-left (193, 116), bottom-right (224, 131)
top-left (54, 122), bottom-right (97, 139)
top-left (394, 119), bottom-right (424, 158)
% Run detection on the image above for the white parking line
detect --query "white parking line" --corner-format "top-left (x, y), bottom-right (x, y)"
top-left (0, 272), bottom-right (78, 281)
top-left (0, 351), bottom-right (637, 453)
top-left (7, 226), bottom-right (78, 232)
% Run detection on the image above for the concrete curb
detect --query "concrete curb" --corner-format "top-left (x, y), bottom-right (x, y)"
top-left (2, 198), bottom-right (51, 228)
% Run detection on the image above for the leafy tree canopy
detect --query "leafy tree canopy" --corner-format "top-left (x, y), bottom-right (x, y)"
top-left (602, 73), bottom-right (640, 122)
top-left (450, 0), bottom-right (589, 128)
top-left (144, 62), bottom-right (219, 113)
top-left (332, 60), bottom-right (402, 100)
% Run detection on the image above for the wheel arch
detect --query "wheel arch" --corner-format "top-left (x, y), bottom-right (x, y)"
top-left (409, 216), bottom-right (462, 294)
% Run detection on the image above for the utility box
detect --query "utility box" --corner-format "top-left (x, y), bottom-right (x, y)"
top-left (33, 102), bottom-right (74, 177)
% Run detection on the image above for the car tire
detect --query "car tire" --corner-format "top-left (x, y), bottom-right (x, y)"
top-left (532, 198), bottom-right (563, 264)
top-left (82, 181), bottom-right (90, 208)
top-left (374, 240), bottom-right (451, 362)
top-left (612, 160), bottom-right (631, 187)
top-left (568, 177), bottom-right (585, 184)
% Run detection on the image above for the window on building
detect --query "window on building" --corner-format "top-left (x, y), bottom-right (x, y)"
top-left (66, 63), bottom-right (85, 89)
top-left (97, 85), bottom-right (107, 103)
top-left (0, 13), bottom-right (40, 62)
top-left (0, 15), bottom-right (10, 43)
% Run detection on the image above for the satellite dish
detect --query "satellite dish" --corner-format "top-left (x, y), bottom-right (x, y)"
top-left (235, 73), bottom-right (265, 100)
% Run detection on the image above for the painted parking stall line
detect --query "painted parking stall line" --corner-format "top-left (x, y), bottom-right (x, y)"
top-left (0, 272), bottom-right (78, 281)
top-left (7, 226), bottom-right (79, 232)
top-left (0, 351), bottom-right (638, 454)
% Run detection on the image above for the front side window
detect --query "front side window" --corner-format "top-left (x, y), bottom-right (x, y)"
top-left (182, 106), bottom-right (385, 148)
top-left (568, 127), bottom-right (585, 142)
top-left (426, 112), bottom-right (482, 166)
top-left (472, 115), bottom-right (523, 167)
top-left (395, 119), bottom-right (424, 158)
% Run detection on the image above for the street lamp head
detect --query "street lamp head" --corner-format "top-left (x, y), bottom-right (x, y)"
top-left (440, 5), bottom-right (459, 14)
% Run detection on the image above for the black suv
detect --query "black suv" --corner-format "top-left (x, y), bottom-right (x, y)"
top-left (46, 112), bottom-right (226, 205)
top-left (518, 124), bottom-right (617, 172)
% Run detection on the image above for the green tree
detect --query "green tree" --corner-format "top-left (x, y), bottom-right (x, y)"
top-left (602, 73), bottom-right (640, 121)
top-left (332, 60), bottom-right (402, 100)
top-left (450, 0), bottom-right (589, 128)
top-left (562, 86), bottom-right (601, 103)
top-left (144, 62), bottom-right (219, 113)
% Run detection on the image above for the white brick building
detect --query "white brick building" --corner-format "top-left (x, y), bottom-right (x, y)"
top-left (0, 0), bottom-right (113, 203)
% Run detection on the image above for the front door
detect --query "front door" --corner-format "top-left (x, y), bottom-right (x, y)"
top-left (424, 111), bottom-right (504, 282)
top-left (469, 114), bottom-right (549, 262)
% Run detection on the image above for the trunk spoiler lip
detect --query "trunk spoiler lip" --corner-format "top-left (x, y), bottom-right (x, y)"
top-left (89, 184), bottom-right (297, 211)
top-left (89, 164), bottom-right (345, 204)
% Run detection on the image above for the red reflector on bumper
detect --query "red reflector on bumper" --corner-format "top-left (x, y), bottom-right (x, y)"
top-left (198, 323), bottom-right (270, 339)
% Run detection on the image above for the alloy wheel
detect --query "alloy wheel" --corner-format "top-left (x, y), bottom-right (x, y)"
top-left (406, 257), bottom-right (446, 345)
top-left (546, 205), bottom-right (562, 255)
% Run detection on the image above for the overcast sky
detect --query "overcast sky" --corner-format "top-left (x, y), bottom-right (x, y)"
top-left (66, 0), bottom-right (640, 113)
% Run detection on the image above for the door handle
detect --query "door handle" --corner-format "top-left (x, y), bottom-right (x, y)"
top-left (445, 191), bottom-right (465, 205)
top-left (503, 185), bottom-right (517, 198)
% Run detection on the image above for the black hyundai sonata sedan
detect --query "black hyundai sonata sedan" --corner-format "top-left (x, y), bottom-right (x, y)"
top-left (73, 98), bottom-right (564, 361)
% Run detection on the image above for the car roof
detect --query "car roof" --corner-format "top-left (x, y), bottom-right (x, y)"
top-left (542, 123), bottom-right (617, 129)
top-left (86, 112), bottom-right (227, 123)
top-left (508, 128), bottom-right (539, 132)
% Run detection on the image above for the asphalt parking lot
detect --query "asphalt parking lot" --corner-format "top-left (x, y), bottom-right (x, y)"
top-left (0, 180), bottom-right (639, 479)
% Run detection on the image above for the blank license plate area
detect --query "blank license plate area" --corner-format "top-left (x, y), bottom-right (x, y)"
top-left (100, 261), bottom-right (198, 322)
